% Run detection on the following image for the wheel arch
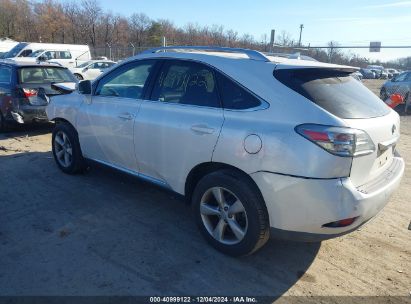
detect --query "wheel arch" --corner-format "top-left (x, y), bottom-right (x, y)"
top-left (52, 117), bottom-right (78, 134)
top-left (184, 162), bottom-right (264, 205)
top-left (73, 73), bottom-right (84, 79)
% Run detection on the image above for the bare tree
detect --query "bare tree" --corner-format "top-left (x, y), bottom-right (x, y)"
top-left (80, 0), bottom-right (102, 47)
top-left (129, 13), bottom-right (151, 47)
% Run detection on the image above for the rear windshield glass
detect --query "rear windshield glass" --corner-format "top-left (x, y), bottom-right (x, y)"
top-left (274, 69), bottom-right (390, 119)
top-left (18, 67), bottom-right (75, 84)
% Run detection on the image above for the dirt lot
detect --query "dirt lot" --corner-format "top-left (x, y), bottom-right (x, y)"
top-left (0, 79), bottom-right (410, 300)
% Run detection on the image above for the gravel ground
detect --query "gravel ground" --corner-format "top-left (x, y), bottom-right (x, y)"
top-left (0, 79), bottom-right (410, 300)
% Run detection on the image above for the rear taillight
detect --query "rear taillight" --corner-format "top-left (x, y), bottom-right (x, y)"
top-left (385, 94), bottom-right (404, 109)
top-left (295, 124), bottom-right (375, 157)
top-left (22, 88), bottom-right (38, 98)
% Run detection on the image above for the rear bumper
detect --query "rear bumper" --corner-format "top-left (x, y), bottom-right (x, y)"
top-left (5, 105), bottom-right (48, 124)
top-left (251, 155), bottom-right (404, 241)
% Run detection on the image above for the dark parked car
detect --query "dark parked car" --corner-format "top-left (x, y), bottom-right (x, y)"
top-left (359, 68), bottom-right (376, 79)
top-left (380, 71), bottom-right (411, 113)
top-left (0, 59), bottom-right (77, 130)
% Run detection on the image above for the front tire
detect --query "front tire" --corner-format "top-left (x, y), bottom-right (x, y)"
top-left (192, 170), bottom-right (270, 256)
top-left (52, 123), bottom-right (85, 174)
top-left (74, 73), bottom-right (83, 80)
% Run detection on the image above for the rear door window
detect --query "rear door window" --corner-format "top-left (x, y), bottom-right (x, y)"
top-left (274, 68), bottom-right (390, 119)
top-left (216, 72), bottom-right (261, 109)
top-left (150, 60), bottom-right (220, 108)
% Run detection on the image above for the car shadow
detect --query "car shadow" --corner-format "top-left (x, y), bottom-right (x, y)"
top-left (0, 151), bottom-right (320, 299)
top-left (1, 122), bottom-right (53, 138)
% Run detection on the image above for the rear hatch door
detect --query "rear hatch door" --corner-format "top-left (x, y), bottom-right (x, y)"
top-left (344, 111), bottom-right (400, 187)
top-left (17, 66), bottom-right (77, 105)
top-left (274, 65), bottom-right (398, 187)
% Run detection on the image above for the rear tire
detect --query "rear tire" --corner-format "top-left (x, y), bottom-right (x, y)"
top-left (52, 123), bottom-right (85, 174)
top-left (404, 93), bottom-right (410, 114)
top-left (192, 169), bottom-right (270, 256)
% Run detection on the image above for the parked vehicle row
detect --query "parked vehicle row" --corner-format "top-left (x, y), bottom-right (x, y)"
top-left (3, 42), bottom-right (91, 68)
top-left (44, 46), bottom-right (404, 256)
top-left (361, 65), bottom-right (400, 80)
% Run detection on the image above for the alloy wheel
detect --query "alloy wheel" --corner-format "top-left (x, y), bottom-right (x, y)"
top-left (200, 187), bottom-right (248, 245)
top-left (54, 131), bottom-right (73, 168)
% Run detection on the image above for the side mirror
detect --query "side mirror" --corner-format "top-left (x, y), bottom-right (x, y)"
top-left (82, 67), bottom-right (88, 73)
top-left (38, 55), bottom-right (47, 62)
top-left (78, 80), bottom-right (92, 95)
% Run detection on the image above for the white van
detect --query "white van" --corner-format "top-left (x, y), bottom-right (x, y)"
top-left (4, 42), bottom-right (91, 68)
top-left (0, 38), bottom-right (19, 58)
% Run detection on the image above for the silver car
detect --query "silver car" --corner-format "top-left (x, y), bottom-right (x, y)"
top-left (380, 71), bottom-right (411, 113)
top-left (46, 47), bottom-right (404, 256)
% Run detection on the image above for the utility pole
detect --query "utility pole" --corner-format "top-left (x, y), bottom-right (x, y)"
top-left (298, 24), bottom-right (304, 46)
top-left (269, 29), bottom-right (275, 53)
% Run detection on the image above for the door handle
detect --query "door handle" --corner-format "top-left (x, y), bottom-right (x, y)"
top-left (118, 113), bottom-right (135, 120)
top-left (190, 124), bottom-right (215, 135)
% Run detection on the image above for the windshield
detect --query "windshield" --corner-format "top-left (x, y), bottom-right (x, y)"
top-left (3, 42), bottom-right (28, 58)
top-left (76, 61), bottom-right (92, 68)
top-left (274, 68), bottom-right (390, 119)
top-left (29, 50), bottom-right (45, 57)
top-left (18, 67), bottom-right (76, 84)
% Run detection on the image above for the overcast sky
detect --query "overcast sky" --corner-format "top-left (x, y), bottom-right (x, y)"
top-left (94, 0), bottom-right (411, 61)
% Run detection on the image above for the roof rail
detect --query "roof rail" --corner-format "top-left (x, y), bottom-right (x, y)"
top-left (141, 46), bottom-right (270, 62)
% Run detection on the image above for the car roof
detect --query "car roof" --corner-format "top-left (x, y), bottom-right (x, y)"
top-left (0, 58), bottom-right (66, 68)
top-left (84, 60), bottom-right (115, 63)
top-left (133, 47), bottom-right (357, 72)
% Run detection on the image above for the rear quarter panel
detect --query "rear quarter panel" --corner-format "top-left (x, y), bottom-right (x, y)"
top-left (212, 72), bottom-right (353, 179)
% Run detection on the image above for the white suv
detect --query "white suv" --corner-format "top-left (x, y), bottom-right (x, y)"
top-left (46, 46), bottom-right (404, 256)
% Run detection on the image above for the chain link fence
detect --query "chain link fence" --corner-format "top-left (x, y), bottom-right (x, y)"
top-left (91, 46), bottom-right (154, 62)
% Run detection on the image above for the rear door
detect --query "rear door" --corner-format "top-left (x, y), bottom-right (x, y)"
top-left (134, 59), bottom-right (224, 192)
top-left (76, 59), bottom-right (157, 172)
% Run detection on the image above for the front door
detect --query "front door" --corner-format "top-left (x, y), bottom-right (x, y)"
top-left (77, 60), bottom-right (157, 172)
